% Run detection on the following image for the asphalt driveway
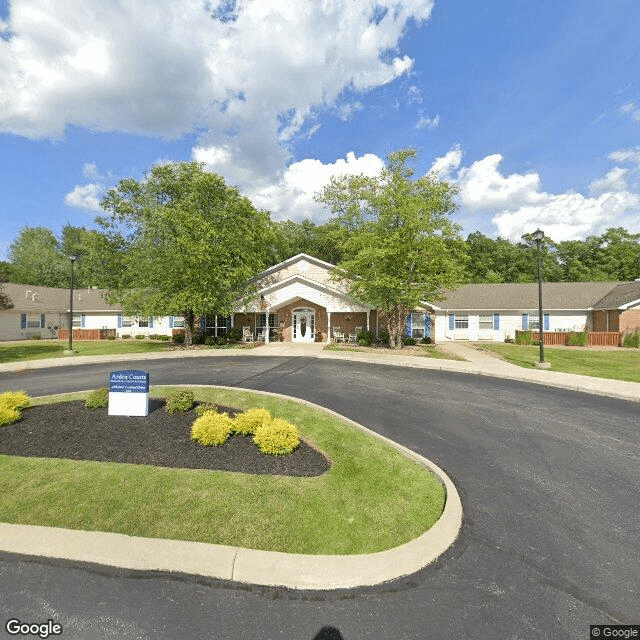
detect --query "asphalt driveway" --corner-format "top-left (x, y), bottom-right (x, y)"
top-left (0, 355), bottom-right (638, 639)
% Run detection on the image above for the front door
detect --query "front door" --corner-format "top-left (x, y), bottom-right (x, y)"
top-left (292, 308), bottom-right (315, 342)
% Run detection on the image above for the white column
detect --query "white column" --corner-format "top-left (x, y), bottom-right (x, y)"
top-left (366, 310), bottom-right (370, 331)
top-left (327, 310), bottom-right (332, 343)
top-left (265, 307), bottom-right (270, 343)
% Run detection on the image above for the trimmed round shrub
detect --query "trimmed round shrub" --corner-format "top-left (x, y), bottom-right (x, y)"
top-left (421, 336), bottom-right (432, 344)
top-left (191, 411), bottom-right (234, 446)
top-left (357, 330), bottom-right (374, 346)
top-left (86, 387), bottom-right (108, 409)
top-left (0, 406), bottom-right (21, 426)
top-left (166, 389), bottom-right (195, 413)
top-left (172, 333), bottom-right (184, 344)
top-left (0, 391), bottom-right (30, 427)
top-left (194, 402), bottom-right (217, 418)
top-left (403, 337), bottom-right (417, 346)
top-left (253, 418), bottom-right (299, 455)
top-left (233, 407), bottom-right (272, 436)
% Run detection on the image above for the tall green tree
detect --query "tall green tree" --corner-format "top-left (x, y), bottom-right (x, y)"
top-left (0, 272), bottom-right (13, 310)
top-left (316, 148), bottom-right (466, 349)
top-left (8, 226), bottom-right (69, 287)
top-left (270, 219), bottom-right (347, 265)
top-left (98, 161), bottom-right (275, 345)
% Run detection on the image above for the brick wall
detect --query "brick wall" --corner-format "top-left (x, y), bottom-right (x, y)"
top-left (620, 309), bottom-right (640, 333)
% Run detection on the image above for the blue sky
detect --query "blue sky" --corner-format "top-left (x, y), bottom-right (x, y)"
top-left (1, 0), bottom-right (639, 261)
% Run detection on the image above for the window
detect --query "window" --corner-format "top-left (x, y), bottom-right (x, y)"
top-left (410, 313), bottom-right (425, 338)
top-left (257, 313), bottom-right (278, 329)
top-left (72, 314), bottom-right (82, 328)
top-left (138, 318), bottom-right (149, 328)
top-left (172, 316), bottom-right (185, 328)
top-left (455, 314), bottom-right (469, 330)
top-left (204, 314), bottom-right (229, 336)
top-left (528, 312), bottom-right (540, 331)
top-left (122, 317), bottom-right (134, 328)
top-left (479, 314), bottom-right (494, 330)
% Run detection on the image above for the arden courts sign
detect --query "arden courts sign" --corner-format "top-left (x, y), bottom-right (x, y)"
top-left (108, 370), bottom-right (150, 416)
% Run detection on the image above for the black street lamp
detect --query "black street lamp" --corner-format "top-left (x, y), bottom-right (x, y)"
top-left (68, 253), bottom-right (78, 353)
top-left (531, 229), bottom-right (546, 365)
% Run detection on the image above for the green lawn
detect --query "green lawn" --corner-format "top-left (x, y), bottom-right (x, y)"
top-left (0, 386), bottom-right (445, 555)
top-left (0, 339), bottom-right (172, 363)
top-left (324, 342), bottom-right (461, 360)
top-left (479, 343), bottom-right (640, 383)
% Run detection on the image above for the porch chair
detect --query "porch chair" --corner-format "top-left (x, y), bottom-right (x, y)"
top-left (333, 327), bottom-right (345, 343)
top-left (242, 326), bottom-right (253, 342)
top-left (349, 326), bottom-right (363, 343)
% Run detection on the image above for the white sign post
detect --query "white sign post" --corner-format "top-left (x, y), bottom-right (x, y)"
top-left (108, 370), bottom-right (150, 416)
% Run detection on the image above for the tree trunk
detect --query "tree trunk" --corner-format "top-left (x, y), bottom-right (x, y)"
top-left (184, 310), bottom-right (195, 346)
top-left (386, 305), bottom-right (405, 350)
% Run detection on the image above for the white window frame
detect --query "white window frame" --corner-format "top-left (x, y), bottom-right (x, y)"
top-left (528, 312), bottom-right (540, 332)
top-left (410, 313), bottom-right (425, 339)
top-left (72, 314), bottom-right (82, 328)
top-left (479, 314), bottom-right (494, 330)
top-left (172, 316), bottom-right (185, 328)
top-left (137, 318), bottom-right (149, 328)
top-left (455, 314), bottom-right (469, 330)
top-left (122, 316), bottom-right (134, 328)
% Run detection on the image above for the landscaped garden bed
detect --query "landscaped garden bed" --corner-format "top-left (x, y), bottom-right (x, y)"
top-left (0, 386), bottom-right (446, 555)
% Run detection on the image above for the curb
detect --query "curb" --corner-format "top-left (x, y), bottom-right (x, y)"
top-left (0, 386), bottom-right (463, 591)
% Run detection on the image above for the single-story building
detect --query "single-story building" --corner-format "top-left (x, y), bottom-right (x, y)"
top-left (1, 254), bottom-right (639, 342)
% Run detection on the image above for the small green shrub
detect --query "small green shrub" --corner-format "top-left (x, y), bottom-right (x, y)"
top-left (85, 388), bottom-right (109, 409)
top-left (172, 333), bottom-right (184, 344)
top-left (159, 335), bottom-right (171, 341)
top-left (623, 332), bottom-right (640, 348)
top-left (421, 336), bottom-right (432, 344)
top-left (191, 411), bottom-right (234, 446)
top-left (253, 418), bottom-right (299, 455)
top-left (0, 406), bottom-right (21, 426)
top-left (135, 334), bottom-right (146, 340)
top-left (504, 336), bottom-right (515, 343)
top-left (121, 334), bottom-right (131, 339)
top-left (205, 335), bottom-right (216, 346)
top-left (194, 402), bottom-right (217, 418)
top-left (233, 407), bottom-right (272, 436)
top-left (227, 328), bottom-right (241, 342)
top-left (379, 331), bottom-right (390, 345)
top-left (192, 333), bottom-right (205, 345)
top-left (166, 389), bottom-right (195, 413)
top-left (567, 331), bottom-right (588, 347)
top-left (357, 330), bottom-right (374, 346)
top-left (515, 330), bottom-right (533, 345)
top-left (107, 335), bottom-right (116, 340)
top-left (31, 333), bottom-right (41, 340)
top-left (403, 337), bottom-right (417, 346)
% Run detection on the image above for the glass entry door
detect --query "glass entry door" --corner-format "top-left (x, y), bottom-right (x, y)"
top-left (292, 308), bottom-right (315, 342)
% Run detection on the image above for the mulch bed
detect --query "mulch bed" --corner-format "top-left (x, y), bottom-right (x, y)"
top-left (0, 400), bottom-right (331, 478)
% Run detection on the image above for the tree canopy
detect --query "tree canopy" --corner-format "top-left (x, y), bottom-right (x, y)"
top-left (97, 161), bottom-right (275, 344)
top-left (316, 147), bottom-right (466, 348)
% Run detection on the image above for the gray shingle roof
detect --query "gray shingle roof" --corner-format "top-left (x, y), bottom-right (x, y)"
top-left (1, 283), bottom-right (121, 313)
top-left (592, 281), bottom-right (640, 309)
top-left (434, 282), bottom-right (622, 311)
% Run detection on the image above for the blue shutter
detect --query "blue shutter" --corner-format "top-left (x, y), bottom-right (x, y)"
top-left (200, 315), bottom-right (205, 331)
top-left (493, 313), bottom-right (500, 330)
top-left (40, 314), bottom-right (46, 328)
top-left (543, 314), bottom-right (550, 331)
top-left (117, 314), bottom-right (122, 328)
top-left (226, 316), bottom-right (231, 330)
top-left (425, 314), bottom-right (431, 338)
top-left (148, 317), bottom-right (154, 328)
top-left (21, 313), bottom-right (26, 329)
top-left (81, 314), bottom-right (86, 328)
top-left (168, 316), bottom-right (174, 328)
top-left (405, 314), bottom-right (412, 337)
top-left (522, 313), bottom-right (529, 329)
top-left (449, 314), bottom-right (455, 331)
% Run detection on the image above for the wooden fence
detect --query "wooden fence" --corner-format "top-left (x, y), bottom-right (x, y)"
top-left (58, 329), bottom-right (117, 340)
top-left (519, 331), bottom-right (622, 347)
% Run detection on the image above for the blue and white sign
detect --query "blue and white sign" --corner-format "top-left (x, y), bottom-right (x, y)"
top-left (108, 370), bottom-right (149, 416)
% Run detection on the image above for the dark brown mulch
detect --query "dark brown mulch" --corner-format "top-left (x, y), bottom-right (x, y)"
top-left (0, 400), bottom-right (331, 477)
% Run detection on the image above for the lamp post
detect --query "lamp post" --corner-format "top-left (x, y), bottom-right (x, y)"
top-left (531, 229), bottom-right (545, 365)
top-left (68, 253), bottom-right (78, 353)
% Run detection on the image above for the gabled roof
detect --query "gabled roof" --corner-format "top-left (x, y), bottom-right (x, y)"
top-left (435, 282), bottom-right (621, 311)
top-left (592, 281), bottom-right (640, 310)
top-left (258, 253), bottom-right (337, 280)
top-left (1, 283), bottom-right (121, 312)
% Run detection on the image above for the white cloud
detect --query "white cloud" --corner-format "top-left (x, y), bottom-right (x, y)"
top-left (619, 100), bottom-right (640, 122)
top-left (415, 112), bottom-right (439, 130)
top-left (433, 145), bottom-right (640, 242)
top-left (64, 182), bottom-right (103, 212)
top-left (82, 162), bottom-right (100, 179)
top-left (246, 151), bottom-right (385, 222)
top-left (0, 0), bottom-right (434, 189)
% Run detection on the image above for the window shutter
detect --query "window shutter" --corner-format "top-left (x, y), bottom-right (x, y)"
top-left (493, 313), bottom-right (500, 330)
top-left (117, 315), bottom-right (122, 328)
top-left (449, 314), bottom-right (455, 331)
top-left (168, 316), bottom-right (174, 328)
top-left (226, 316), bottom-right (231, 330)
top-left (522, 313), bottom-right (529, 329)
top-left (425, 314), bottom-right (431, 338)
top-left (21, 314), bottom-right (26, 329)
top-left (543, 314), bottom-right (550, 331)
top-left (40, 314), bottom-right (46, 328)
top-left (81, 314), bottom-right (86, 328)
top-left (405, 314), bottom-right (412, 337)
top-left (200, 315), bottom-right (205, 331)
top-left (149, 317), bottom-right (154, 328)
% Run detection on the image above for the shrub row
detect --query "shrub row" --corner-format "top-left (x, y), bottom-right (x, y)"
top-left (623, 331), bottom-right (640, 348)
top-left (191, 407), bottom-right (299, 455)
top-left (0, 391), bottom-right (30, 427)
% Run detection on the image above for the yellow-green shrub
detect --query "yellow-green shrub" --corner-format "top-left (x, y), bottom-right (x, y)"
top-left (0, 391), bottom-right (30, 411)
top-left (0, 391), bottom-right (29, 427)
top-left (253, 418), bottom-right (300, 455)
top-left (232, 407), bottom-right (272, 436)
top-left (191, 411), bottom-right (235, 446)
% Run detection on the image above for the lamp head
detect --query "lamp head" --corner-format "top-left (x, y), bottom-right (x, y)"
top-left (531, 229), bottom-right (545, 243)
top-left (68, 253), bottom-right (78, 263)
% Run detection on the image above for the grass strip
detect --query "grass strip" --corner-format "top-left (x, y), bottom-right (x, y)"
top-left (0, 386), bottom-right (445, 555)
top-left (480, 344), bottom-right (640, 383)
